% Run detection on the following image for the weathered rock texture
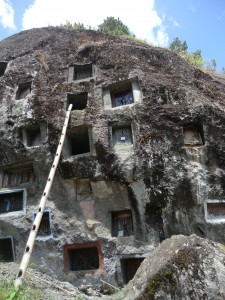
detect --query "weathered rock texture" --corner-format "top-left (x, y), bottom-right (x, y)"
top-left (121, 234), bottom-right (225, 300)
top-left (0, 27), bottom-right (225, 289)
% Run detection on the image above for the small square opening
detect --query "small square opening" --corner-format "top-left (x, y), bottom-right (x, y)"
top-left (183, 124), bottom-right (204, 146)
top-left (3, 165), bottom-right (36, 187)
top-left (0, 62), bottom-right (7, 77)
top-left (206, 202), bottom-right (225, 221)
top-left (16, 82), bottom-right (31, 100)
top-left (111, 210), bottom-right (134, 237)
top-left (25, 126), bottom-right (41, 147)
top-left (33, 211), bottom-right (51, 237)
top-left (0, 237), bottom-right (14, 262)
top-left (67, 93), bottom-right (88, 110)
top-left (111, 88), bottom-right (133, 107)
top-left (121, 258), bottom-right (144, 283)
top-left (68, 247), bottom-right (99, 271)
top-left (0, 190), bottom-right (24, 214)
top-left (112, 126), bottom-right (133, 147)
top-left (64, 242), bottom-right (103, 272)
top-left (74, 64), bottom-right (92, 81)
top-left (103, 78), bottom-right (142, 109)
top-left (65, 126), bottom-right (90, 156)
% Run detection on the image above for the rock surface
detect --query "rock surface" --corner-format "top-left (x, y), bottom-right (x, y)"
top-left (120, 234), bottom-right (225, 300)
top-left (1, 234), bottom-right (225, 299)
top-left (0, 27), bottom-right (225, 289)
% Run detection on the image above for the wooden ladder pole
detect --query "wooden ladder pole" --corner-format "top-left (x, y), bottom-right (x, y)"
top-left (14, 104), bottom-right (73, 289)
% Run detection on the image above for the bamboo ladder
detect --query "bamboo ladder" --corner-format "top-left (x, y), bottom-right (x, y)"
top-left (14, 104), bottom-right (73, 288)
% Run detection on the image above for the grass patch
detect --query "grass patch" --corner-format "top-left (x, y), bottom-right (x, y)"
top-left (0, 280), bottom-right (43, 300)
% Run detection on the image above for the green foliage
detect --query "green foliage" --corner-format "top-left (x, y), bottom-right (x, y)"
top-left (169, 37), bottom-right (206, 68)
top-left (0, 280), bottom-right (43, 300)
top-left (180, 49), bottom-right (205, 68)
top-left (60, 21), bottom-right (86, 30)
top-left (73, 296), bottom-right (84, 300)
top-left (98, 17), bottom-right (132, 37)
top-left (169, 37), bottom-right (188, 53)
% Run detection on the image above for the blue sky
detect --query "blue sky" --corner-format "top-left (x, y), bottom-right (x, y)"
top-left (0, 0), bottom-right (225, 72)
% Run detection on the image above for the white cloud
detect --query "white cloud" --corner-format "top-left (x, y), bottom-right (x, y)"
top-left (0, 0), bottom-right (16, 30)
top-left (168, 16), bottom-right (180, 27)
top-left (22, 0), bottom-right (169, 47)
top-left (155, 26), bottom-right (169, 47)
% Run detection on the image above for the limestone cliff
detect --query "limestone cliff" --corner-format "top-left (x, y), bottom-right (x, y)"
top-left (0, 27), bottom-right (225, 288)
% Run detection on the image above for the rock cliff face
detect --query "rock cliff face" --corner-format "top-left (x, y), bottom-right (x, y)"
top-left (0, 27), bottom-right (225, 288)
top-left (121, 234), bottom-right (225, 300)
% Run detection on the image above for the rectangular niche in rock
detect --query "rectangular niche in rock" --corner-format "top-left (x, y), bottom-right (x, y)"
top-left (68, 63), bottom-right (93, 81)
top-left (183, 124), bottom-right (204, 146)
top-left (111, 210), bottom-right (134, 237)
top-left (0, 189), bottom-right (26, 215)
top-left (64, 242), bottom-right (102, 272)
top-left (103, 78), bottom-right (142, 109)
top-left (16, 82), bottom-right (31, 100)
top-left (23, 123), bottom-right (47, 148)
top-left (0, 61), bottom-right (7, 77)
top-left (121, 257), bottom-right (144, 284)
top-left (33, 210), bottom-right (52, 238)
top-left (112, 125), bottom-right (133, 151)
top-left (76, 178), bottom-right (92, 201)
top-left (0, 237), bottom-right (15, 262)
top-left (205, 201), bottom-right (225, 222)
top-left (3, 164), bottom-right (36, 187)
top-left (64, 126), bottom-right (91, 157)
top-left (67, 92), bottom-right (88, 111)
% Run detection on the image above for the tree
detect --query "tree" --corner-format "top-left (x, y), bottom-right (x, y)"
top-left (98, 17), bottom-right (131, 37)
top-left (187, 50), bottom-right (205, 68)
top-left (169, 37), bottom-right (188, 53)
top-left (169, 38), bottom-right (205, 68)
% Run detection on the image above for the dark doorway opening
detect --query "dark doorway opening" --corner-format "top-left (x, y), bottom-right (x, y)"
top-left (68, 246), bottom-right (99, 271)
top-left (33, 211), bottom-right (51, 237)
top-left (111, 210), bottom-right (133, 237)
top-left (0, 237), bottom-right (14, 262)
top-left (26, 126), bottom-right (41, 147)
top-left (0, 190), bottom-right (24, 214)
top-left (121, 258), bottom-right (144, 283)
top-left (0, 62), bottom-right (7, 77)
top-left (183, 124), bottom-right (204, 146)
top-left (74, 64), bottom-right (92, 80)
top-left (67, 93), bottom-right (88, 110)
top-left (67, 126), bottom-right (90, 156)
top-left (16, 82), bottom-right (31, 100)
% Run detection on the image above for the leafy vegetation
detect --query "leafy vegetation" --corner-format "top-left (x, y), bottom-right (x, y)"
top-left (98, 16), bottom-right (132, 37)
top-left (60, 17), bottom-right (133, 38)
top-left (0, 280), bottom-right (43, 300)
top-left (60, 21), bottom-right (87, 30)
top-left (169, 37), bottom-right (225, 73)
top-left (59, 18), bottom-right (224, 74)
top-left (169, 37), bottom-right (205, 68)
top-left (73, 296), bottom-right (85, 300)
top-left (169, 37), bottom-right (188, 53)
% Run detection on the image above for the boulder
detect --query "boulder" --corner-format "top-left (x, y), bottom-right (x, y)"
top-left (120, 234), bottom-right (225, 300)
